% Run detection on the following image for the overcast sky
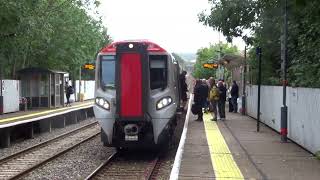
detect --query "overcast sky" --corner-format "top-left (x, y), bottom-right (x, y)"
top-left (98, 0), bottom-right (245, 54)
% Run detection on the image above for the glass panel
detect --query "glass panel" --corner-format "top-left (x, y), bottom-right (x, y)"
top-left (100, 55), bottom-right (115, 89)
top-left (40, 74), bottom-right (48, 96)
top-left (149, 55), bottom-right (167, 90)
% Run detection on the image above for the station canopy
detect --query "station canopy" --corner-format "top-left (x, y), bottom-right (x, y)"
top-left (217, 54), bottom-right (245, 69)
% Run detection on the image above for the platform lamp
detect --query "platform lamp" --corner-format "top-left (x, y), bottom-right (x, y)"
top-left (280, 0), bottom-right (288, 142)
top-left (242, 36), bottom-right (249, 115)
top-left (0, 56), bottom-right (3, 115)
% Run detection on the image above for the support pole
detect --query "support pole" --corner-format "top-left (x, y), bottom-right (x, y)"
top-left (0, 56), bottom-right (4, 115)
top-left (242, 45), bottom-right (247, 115)
top-left (281, 0), bottom-right (288, 142)
top-left (79, 66), bottom-right (82, 102)
top-left (256, 47), bottom-right (262, 132)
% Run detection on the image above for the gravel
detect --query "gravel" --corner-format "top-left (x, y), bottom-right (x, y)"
top-left (0, 118), bottom-right (97, 159)
top-left (22, 135), bottom-right (115, 180)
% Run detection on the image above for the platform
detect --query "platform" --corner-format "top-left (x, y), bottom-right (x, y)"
top-left (177, 103), bottom-right (320, 179)
top-left (0, 100), bottom-right (94, 148)
top-left (0, 101), bottom-right (93, 127)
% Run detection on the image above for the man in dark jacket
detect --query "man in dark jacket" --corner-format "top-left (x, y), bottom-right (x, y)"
top-left (218, 81), bottom-right (227, 120)
top-left (193, 79), bottom-right (208, 121)
top-left (230, 80), bottom-right (239, 113)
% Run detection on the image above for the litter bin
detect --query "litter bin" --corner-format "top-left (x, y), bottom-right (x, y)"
top-left (19, 97), bottom-right (27, 111)
top-left (80, 93), bottom-right (85, 102)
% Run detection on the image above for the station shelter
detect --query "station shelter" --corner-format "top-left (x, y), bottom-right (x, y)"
top-left (217, 54), bottom-right (246, 94)
top-left (17, 67), bottom-right (67, 109)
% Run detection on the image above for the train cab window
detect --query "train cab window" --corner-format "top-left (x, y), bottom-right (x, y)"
top-left (149, 55), bottom-right (167, 90)
top-left (100, 55), bottom-right (115, 90)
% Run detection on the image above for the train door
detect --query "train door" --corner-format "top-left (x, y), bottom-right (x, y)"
top-left (115, 42), bottom-right (149, 121)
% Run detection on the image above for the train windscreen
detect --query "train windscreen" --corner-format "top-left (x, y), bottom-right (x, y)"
top-left (100, 55), bottom-right (115, 89)
top-left (149, 55), bottom-right (167, 90)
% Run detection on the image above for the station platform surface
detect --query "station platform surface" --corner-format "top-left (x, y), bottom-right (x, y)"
top-left (0, 100), bottom-right (93, 126)
top-left (178, 109), bottom-right (320, 180)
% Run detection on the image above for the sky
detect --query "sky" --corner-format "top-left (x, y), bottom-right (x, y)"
top-left (98, 0), bottom-right (245, 54)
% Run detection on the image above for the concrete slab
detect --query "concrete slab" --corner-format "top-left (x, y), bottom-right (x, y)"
top-left (179, 113), bottom-right (215, 179)
top-left (218, 111), bottom-right (320, 180)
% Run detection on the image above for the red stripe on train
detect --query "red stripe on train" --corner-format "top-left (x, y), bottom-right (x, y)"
top-left (120, 53), bottom-right (142, 117)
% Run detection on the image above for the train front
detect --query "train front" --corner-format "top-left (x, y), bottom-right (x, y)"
top-left (94, 40), bottom-right (179, 149)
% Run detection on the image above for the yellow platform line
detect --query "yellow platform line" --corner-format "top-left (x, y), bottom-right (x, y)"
top-left (0, 102), bottom-right (93, 123)
top-left (203, 113), bottom-right (244, 180)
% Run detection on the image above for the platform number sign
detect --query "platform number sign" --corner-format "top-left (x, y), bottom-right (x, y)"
top-left (84, 63), bottom-right (95, 70)
top-left (203, 63), bottom-right (218, 69)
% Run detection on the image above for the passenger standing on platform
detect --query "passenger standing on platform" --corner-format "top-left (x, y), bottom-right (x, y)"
top-left (228, 85), bottom-right (234, 112)
top-left (193, 79), bottom-right (207, 121)
top-left (202, 79), bottom-right (209, 113)
top-left (179, 71), bottom-right (188, 107)
top-left (66, 83), bottom-right (74, 107)
top-left (231, 81), bottom-right (239, 113)
top-left (209, 79), bottom-right (219, 121)
top-left (218, 81), bottom-right (227, 120)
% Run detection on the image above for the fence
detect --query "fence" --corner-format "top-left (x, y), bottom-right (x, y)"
top-left (246, 85), bottom-right (320, 154)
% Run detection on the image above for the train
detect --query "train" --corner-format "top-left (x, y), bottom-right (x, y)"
top-left (93, 40), bottom-right (182, 149)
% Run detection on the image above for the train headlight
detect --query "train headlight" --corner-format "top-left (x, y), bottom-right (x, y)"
top-left (95, 97), bottom-right (110, 110)
top-left (156, 97), bottom-right (173, 110)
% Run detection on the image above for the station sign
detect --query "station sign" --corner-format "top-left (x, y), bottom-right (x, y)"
top-left (83, 63), bottom-right (95, 70)
top-left (203, 63), bottom-right (218, 69)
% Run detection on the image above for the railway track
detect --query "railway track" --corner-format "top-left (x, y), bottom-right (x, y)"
top-left (0, 121), bottom-right (100, 180)
top-left (86, 151), bottom-right (162, 180)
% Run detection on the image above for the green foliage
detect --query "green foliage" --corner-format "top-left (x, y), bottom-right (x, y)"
top-left (0, 0), bottom-right (111, 79)
top-left (199, 0), bottom-right (320, 87)
top-left (193, 43), bottom-right (238, 79)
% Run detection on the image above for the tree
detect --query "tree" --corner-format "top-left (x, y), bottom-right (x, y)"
top-left (199, 0), bottom-right (320, 87)
top-left (0, 0), bottom-right (111, 79)
top-left (193, 43), bottom-right (239, 79)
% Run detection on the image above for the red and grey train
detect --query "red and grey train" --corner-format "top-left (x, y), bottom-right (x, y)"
top-left (93, 40), bottom-right (181, 149)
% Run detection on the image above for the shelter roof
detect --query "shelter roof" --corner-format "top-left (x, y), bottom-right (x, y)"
top-left (17, 67), bottom-right (67, 74)
top-left (217, 54), bottom-right (245, 69)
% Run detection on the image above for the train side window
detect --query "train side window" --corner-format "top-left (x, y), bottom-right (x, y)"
top-left (149, 55), bottom-right (167, 90)
top-left (100, 55), bottom-right (115, 90)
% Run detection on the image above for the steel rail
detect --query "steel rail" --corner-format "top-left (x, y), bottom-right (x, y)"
top-left (145, 155), bottom-right (160, 180)
top-left (85, 152), bottom-right (161, 180)
top-left (0, 121), bottom-right (98, 165)
top-left (0, 121), bottom-right (99, 180)
top-left (84, 151), bottom-right (118, 180)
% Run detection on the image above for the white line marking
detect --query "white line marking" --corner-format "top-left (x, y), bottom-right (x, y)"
top-left (0, 105), bottom-right (93, 129)
top-left (169, 94), bottom-right (193, 180)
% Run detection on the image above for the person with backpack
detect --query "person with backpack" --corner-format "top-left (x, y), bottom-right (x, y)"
top-left (209, 79), bottom-right (219, 121)
top-left (66, 83), bottom-right (74, 107)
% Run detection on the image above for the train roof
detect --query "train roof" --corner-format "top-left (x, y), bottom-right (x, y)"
top-left (100, 40), bottom-right (168, 53)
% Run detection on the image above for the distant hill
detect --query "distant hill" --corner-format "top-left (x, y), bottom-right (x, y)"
top-left (177, 53), bottom-right (197, 62)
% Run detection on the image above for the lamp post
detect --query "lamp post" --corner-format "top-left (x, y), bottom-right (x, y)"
top-left (280, 0), bottom-right (288, 142)
top-left (242, 45), bottom-right (247, 115)
top-left (256, 47), bottom-right (262, 132)
top-left (0, 56), bottom-right (3, 115)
